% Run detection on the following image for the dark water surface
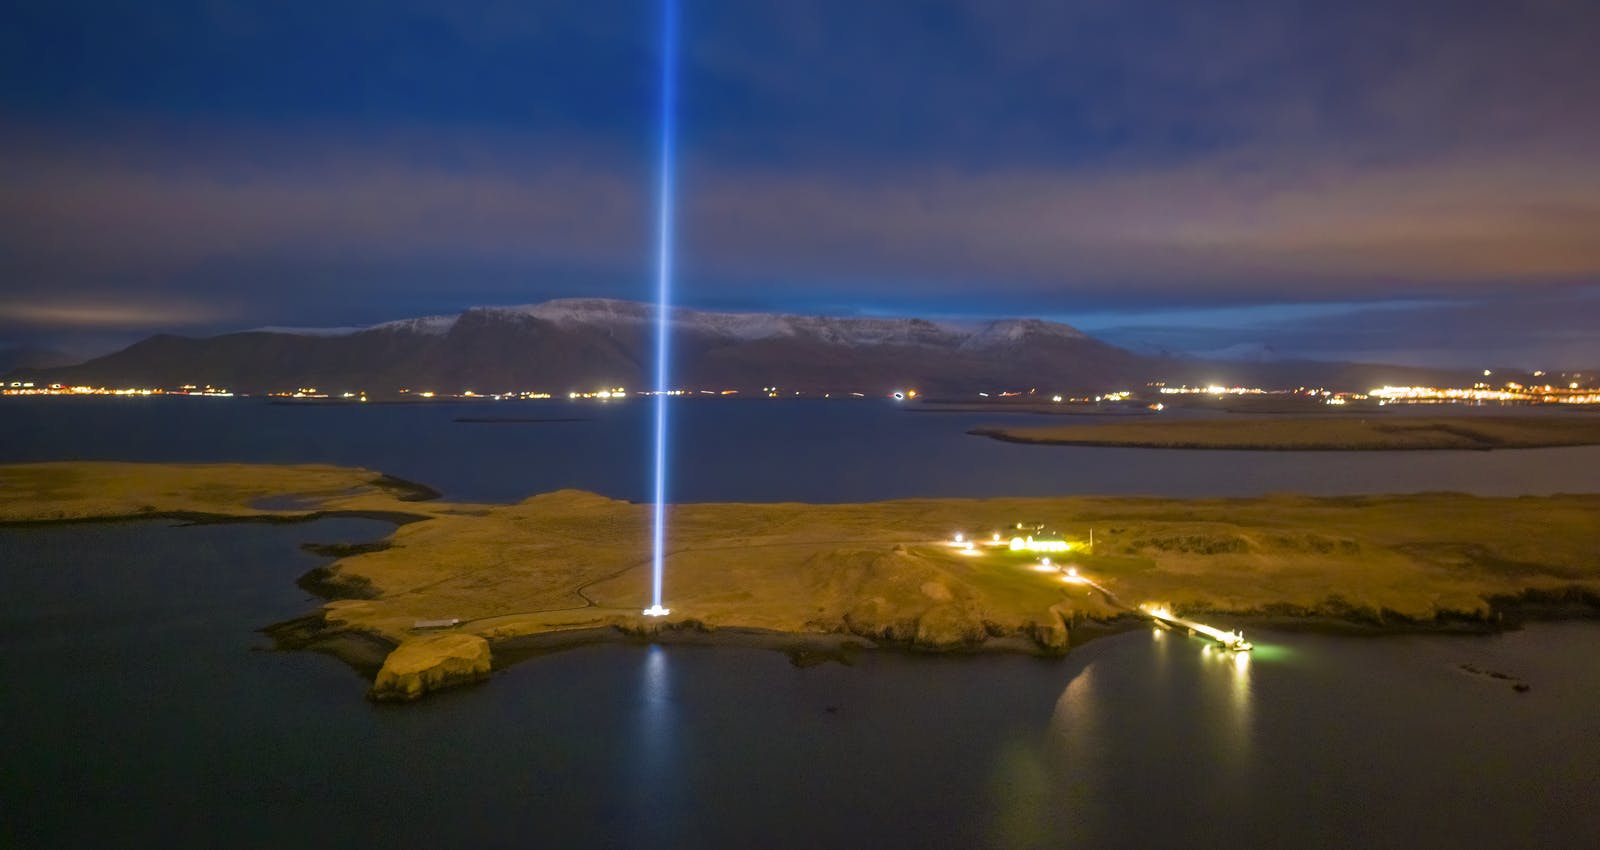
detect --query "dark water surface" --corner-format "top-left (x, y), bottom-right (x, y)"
top-left (2, 520), bottom-right (1597, 849)
top-left (3, 397), bottom-right (1600, 502)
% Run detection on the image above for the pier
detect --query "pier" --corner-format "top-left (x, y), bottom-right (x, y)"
top-left (943, 530), bottom-right (1257, 653)
top-left (1141, 604), bottom-right (1253, 651)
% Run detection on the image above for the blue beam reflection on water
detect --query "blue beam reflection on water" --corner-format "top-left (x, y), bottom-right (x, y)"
top-left (649, 0), bottom-right (681, 611)
top-left (631, 645), bottom-right (680, 843)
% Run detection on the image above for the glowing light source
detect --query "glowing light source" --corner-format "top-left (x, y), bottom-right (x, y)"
top-left (645, 0), bottom-right (680, 619)
top-left (1009, 536), bottom-right (1071, 553)
top-left (1141, 602), bottom-right (1252, 651)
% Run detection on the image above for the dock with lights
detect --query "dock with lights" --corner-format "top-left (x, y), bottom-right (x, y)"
top-left (1141, 604), bottom-right (1252, 652)
top-left (945, 527), bottom-right (1251, 651)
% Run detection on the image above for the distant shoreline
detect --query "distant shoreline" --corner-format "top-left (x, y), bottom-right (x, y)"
top-left (907, 401), bottom-right (1155, 417)
top-left (971, 415), bottom-right (1600, 451)
top-left (453, 416), bottom-right (591, 424)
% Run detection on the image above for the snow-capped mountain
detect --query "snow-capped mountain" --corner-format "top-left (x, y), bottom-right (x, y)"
top-left (14, 298), bottom-right (1145, 394)
top-left (357, 299), bottom-right (1087, 350)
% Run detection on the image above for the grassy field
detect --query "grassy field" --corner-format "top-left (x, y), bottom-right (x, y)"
top-left (0, 461), bottom-right (440, 524)
top-left (972, 415), bottom-right (1600, 450)
top-left (7, 461), bottom-right (1598, 698)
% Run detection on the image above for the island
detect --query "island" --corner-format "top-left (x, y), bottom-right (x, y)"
top-left (3, 461), bottom-right (1597, 701)
top-left (971, 415), bottom-right (1600, 450)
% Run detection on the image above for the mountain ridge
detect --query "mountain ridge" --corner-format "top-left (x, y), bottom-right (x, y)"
top-left (8, 298), bottom-right (1472, 395)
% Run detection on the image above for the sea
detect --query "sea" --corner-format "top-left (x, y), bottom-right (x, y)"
top-left (2, 397), bottom-right (1598, 848)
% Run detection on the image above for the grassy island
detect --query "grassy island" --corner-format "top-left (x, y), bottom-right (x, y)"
top-left (972, 415), bottom-right (1600, 451)
top-left (4, 461), bottom-right (1598, 701)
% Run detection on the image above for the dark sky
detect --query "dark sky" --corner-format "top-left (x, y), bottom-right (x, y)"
top-left (2, 0), bottom-right (1597, 367)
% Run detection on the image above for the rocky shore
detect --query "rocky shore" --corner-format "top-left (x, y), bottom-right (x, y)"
top-left (368, 633), bottom-right (493, 701)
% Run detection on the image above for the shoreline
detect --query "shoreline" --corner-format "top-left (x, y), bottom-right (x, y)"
top-left (265, 599), bottom-right (1600, 697)
top-left (0, 507), bottom-right (433, 530)
top-left (970, 415), bottom-right (1600, 451)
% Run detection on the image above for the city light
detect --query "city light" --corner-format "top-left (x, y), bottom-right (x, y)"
top-left (1369, 384), bottom-right (1600, 404)
top-left (1, 382), bottom-right (234, 397)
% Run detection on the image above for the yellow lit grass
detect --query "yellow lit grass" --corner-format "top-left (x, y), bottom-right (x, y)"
top-left (5, 462), bottom-right (1598, 658)
top-left (0, 461), bottom-right (439, 523)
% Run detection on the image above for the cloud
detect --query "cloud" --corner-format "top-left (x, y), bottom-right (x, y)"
top-left (0, 298), bottom-right (227, 328)
top-left (1091, 288), bottom-right (1600, 369)
top-left (687, 0), bottom-right (1600, 167)
top-left (2, 0), bottom-right (1597, 362)
top-left (4, 135), bottom-right (1597, 311)
top-left (682, 152), bottom-right (1600, 299)
top-left (0, 133), bottom-right (644, 277)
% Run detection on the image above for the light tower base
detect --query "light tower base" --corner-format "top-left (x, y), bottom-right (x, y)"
top-left (642, 605), bottom-right (671, 617)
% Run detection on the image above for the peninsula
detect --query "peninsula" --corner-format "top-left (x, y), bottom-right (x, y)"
top-left (4, 462), bottom-right (1597, 701)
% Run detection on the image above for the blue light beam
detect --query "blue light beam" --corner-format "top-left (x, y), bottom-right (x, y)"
top-left (643, 0), bottom-right (680, 618)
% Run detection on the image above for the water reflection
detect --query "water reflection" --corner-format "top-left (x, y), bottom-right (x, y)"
top-left (1042, 662), bottom-right (1105, 845)
top-left (1040, 631), bottom-right (1263, 846)
top-left (1150, 626), bottom-right (1174, 692)
top-left (1225, 646), bottom-right (1254, 766)
top-left (637, 645), bottom-right (673, 759)
top-left (985, 739), bottom-right (1053, 850)
top-left (1050, 662), bottom-right (1099, 742)
top-left (1198, 640), bottom-right (1255, 777)
top-left (630, 646), bottom-right (679, 844)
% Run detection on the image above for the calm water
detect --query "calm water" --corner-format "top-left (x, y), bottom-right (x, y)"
top-left (3, 401), bottom-right (1599, 847)
top-left (3, 397), bottom-right (1600, 502)
top-left (2, 520), bottom-right (1597, 848)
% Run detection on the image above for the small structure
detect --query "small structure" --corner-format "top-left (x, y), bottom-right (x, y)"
top-left (411, 618), bottom-right (462, 630)
top-left (1006, 521), bottom-right (1072, 553)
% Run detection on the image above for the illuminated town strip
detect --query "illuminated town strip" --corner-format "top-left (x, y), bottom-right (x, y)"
top-left (6, 380), bottom-right (1597, 404)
